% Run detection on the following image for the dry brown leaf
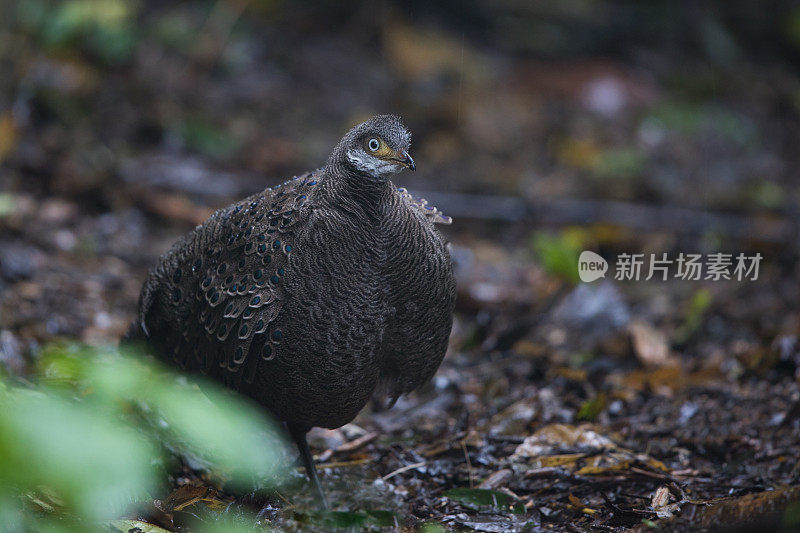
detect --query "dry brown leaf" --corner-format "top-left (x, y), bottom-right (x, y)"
top-left (140, 191), bottom-right (215, 226)
top-left (568, 493), bottom-right (584, 508)
top-left (568, 493), bottom-right (597, 515)
top-left (629, 320), bottom-right (675, 368)
top-left (382, 22), bottom-right (485, 82)
top-left (650, 485), bottom-right (681, 518)
top-left (0, 114), bottom-right (17, 162)
top-left (512, 424), bottom-right (618, 460)
top-left (162, 484), bottom-right (225, 513)
top-left (478, 469), bottom-right (513, 490)
top-left (534, 453), bottom-right (585, 468)
top-left (551, 367), bottom-right (588, 382)
top-left (576, 456), bottom-right (633, 475)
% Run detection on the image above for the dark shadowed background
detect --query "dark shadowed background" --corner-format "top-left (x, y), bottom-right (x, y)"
top-left (1, 1), bottom-right (800, 531)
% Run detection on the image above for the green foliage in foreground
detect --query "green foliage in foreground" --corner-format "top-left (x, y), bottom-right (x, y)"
top-left (0, 343), bottom-right (287, 531)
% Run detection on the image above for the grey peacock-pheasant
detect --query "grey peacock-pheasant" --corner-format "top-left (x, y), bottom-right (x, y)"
top-left (128, 115), bottom-right (456, 507)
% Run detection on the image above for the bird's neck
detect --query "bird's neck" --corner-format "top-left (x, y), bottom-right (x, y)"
top-left (319, 162), bottom-right (393, 221)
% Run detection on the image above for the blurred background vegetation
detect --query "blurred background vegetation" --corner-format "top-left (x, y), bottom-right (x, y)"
top-left (1, 0), bottom-right (800, 531)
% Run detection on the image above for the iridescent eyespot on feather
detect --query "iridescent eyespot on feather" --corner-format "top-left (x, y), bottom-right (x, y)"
top-left (262, 343), bottom-right (274, 360)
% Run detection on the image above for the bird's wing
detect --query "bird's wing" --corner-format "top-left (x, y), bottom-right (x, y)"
top-left (141, 170), bottom-right (320, 388)
top-left (396, 187), bottom-right (452, 225)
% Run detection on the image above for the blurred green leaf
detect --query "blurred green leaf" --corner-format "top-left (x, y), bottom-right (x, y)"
top-left (19, 0), bottom-right (138, 64)
top-left (648, 102), bottom-right (703, 135)
top-left (674, 288), bottom-right (712, 344)
top-left (568, 351), bottom-right (595, 368)
top-left (783, 7), bottom-right (800, 49)
top-left (0, 194), bottom-right (16, 218)
top-left (295, 509), bottom-right (398, 530)
top-left (531, 229), bottom-right (585, 283)
top-left (150, 9), bottom-right (197, 53)
top-left (365, 510), bottom-right (397, 527)
top-left (323, 511), bottom-right (369, 528)
top-left (1, 343), bottom-right (288, 530)
top-left (41, 345), bottom-right (287, 488)
top-left (749, 180), bottom-right (784, 210)
top-left (0, 384), bottom-right (159, 524)
top-left (592, 147), bottom-right (645, 180)
top-left (648, 102), bottom-right (754, 145)
top-left (577, 393), bottom-right (607, 421)
top-left (783, 500), bottom-right (800, 530)
top-left (171, 118), bottom-right (241, 161)
top-left (444, 488), bottom-right (525, 514)
top-left (150, 381), bottom-right (285, 488)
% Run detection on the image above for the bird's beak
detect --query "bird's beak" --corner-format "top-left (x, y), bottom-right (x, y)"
top-left (397, 150), bottom-right (416, 171)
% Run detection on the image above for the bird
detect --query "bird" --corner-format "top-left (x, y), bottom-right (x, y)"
top-left (128, 115), bottom-right (456, 508)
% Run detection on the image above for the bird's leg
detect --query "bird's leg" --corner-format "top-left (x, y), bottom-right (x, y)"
top-left (287, 423), bottom-right (329, 510)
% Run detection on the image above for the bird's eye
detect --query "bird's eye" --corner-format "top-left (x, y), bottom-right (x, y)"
top-left (367, 138), bottom-right (380, 152)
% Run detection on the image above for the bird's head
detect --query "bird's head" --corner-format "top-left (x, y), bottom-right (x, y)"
top-left (331, 115), bottom-right (415, 179)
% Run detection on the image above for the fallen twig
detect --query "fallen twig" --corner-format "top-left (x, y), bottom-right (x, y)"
top-left (381, 461), bottom-right (426, 481)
